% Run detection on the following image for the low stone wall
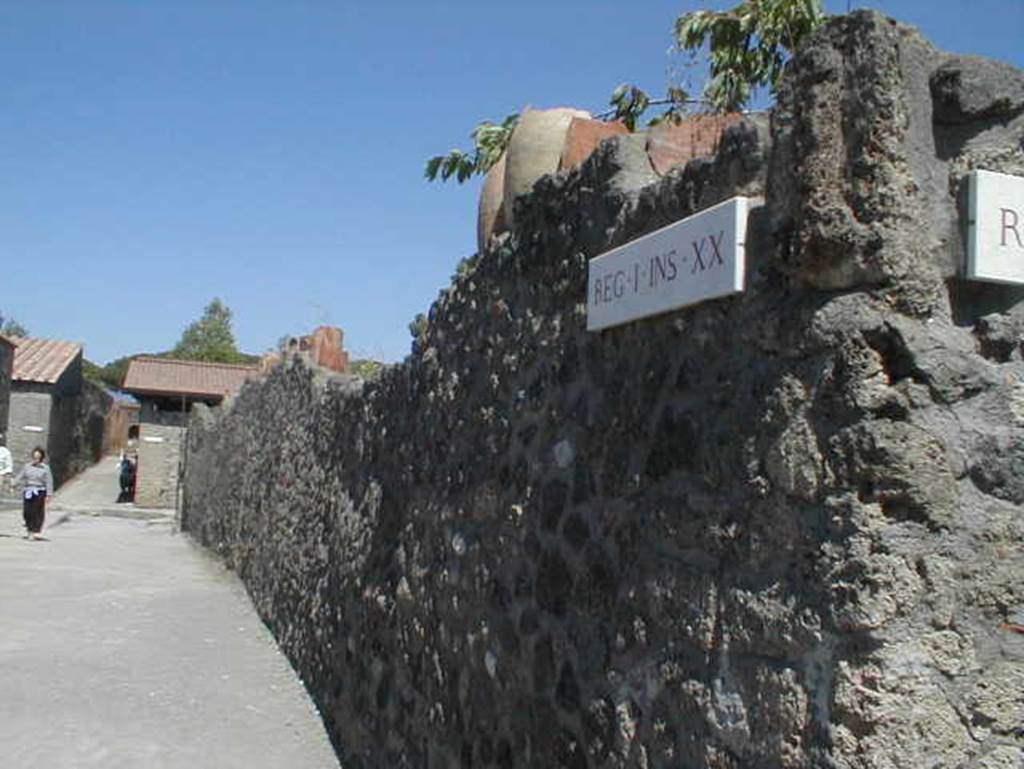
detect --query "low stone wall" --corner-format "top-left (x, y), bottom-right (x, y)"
top-left (0, 339), bottom-right (12, 447)
top-left (136, 423), bottom-right (185, 508)
top-left (6, 366), bottom-right (111, 488)
top-left (6, 389), bottom-right (52, 492)
top-left (183, 13), bottom-right (1024, 769)
top-left (55, 379), bottom-right (113, 485)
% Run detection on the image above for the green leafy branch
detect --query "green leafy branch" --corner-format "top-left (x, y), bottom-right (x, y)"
top-left (424, 114), bottom-right (519, 182)
top-left (600, 84), bottom-right (704, 131)
top-left (422, 85), bottom-right (697, 184)
top-left (425, 0), bottom-right (825, 183)
top-left (676, 0), bottom-right (824, 111)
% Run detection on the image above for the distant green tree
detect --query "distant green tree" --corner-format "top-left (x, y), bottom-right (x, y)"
top-left (172, 298), bottom-right (248, 364)
top-left (89, 354), bottom-right (143, 390)
top-left (0, 311), bottom-right (28, 337)
top-left (82, 359), bottom-right (106, 385)
top-left (349, 359), bottom-right (387, 381)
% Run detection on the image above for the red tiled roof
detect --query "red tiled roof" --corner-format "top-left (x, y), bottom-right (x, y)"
top-left (122, 357), bottom-right (258, 400)
top-left (10, 337), bottom-right (82, 384)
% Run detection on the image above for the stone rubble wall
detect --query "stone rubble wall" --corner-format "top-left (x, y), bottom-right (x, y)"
top-left (0, 339), bottom-right (12, 448)
top-left (5, 377), bottom-right (110, 489)
top-left (645, 113), bottom-right (747, 176)
top-left (182, 12), bottom-right (1024, 769)
top-left (56, 378), bottom-right (113, 485)
top-left (136, 422), bottom-right (185, 509)
top-left (5, 390), bottom-right (52, 479)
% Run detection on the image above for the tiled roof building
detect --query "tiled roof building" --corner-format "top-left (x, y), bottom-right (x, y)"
top-left (9, 336), bottom-right (83, 384)
top-left (4, 336), bottom-right (88, 488)
top-left (122, 356), bottom-right (258, 509)
top-left (123, 357), bottom-right (257, 400)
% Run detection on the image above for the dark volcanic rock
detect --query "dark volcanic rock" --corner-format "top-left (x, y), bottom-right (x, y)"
top-left (931, 55), bottom-right (1024, 124)
top-left (182, 11), bottom-right (1024, 769)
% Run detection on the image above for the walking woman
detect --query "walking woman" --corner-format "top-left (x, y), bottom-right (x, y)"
top-left (13, 446), bottom-right (53, 540)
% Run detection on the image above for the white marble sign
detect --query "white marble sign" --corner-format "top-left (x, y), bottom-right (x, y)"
top-left (587, 196), bottom-right (753, 331)
top-left (967, 169), bottom-right (1024, 284)
top-left (142, 436), bottom-right (166, 443)
top-left (22, 425), bottom-right (44, 433)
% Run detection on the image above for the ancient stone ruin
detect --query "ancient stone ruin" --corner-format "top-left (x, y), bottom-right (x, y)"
top-left (260, 325), bottom-right (351, 375)
top-left (478, 108), bottom-right (744, 253)
top-left (181, 12), bottom-right (1024, 768)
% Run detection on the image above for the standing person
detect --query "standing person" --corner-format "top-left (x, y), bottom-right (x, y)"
top-left (128, 452), bottom-right (138, 501)
top-left (12, 447), bottom-right (53, 540)
top-left (118, 452), bottom-right (136, 503)
top-left (0, 434), bottom-right (12, 497)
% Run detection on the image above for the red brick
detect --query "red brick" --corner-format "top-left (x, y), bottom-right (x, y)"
top-left (645, 113), bottom-right (745, 176)
top-left (304, 326), bottom-right (349, 374)
top-left (558, 118), bottom-right (629, 170)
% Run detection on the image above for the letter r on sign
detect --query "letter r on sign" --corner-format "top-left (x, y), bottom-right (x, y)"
top-left (1001, 208), bottom-right (1023, 248)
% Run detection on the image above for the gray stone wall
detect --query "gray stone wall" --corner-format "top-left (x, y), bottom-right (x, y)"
top-left (57, 379), bottom-right (113, 484)
top-left (7, 361), bottom-right (111, 488)
top-left (0, 341), bottom-right (12, 449)
top-left (139, 401), bottom-right (190, 427)
top-left (6, 390), bottom-right (51, 473)
top-left (182, 13), bottom-right (1024, 769)
top-left (136, 422), bottom-right (185, 508)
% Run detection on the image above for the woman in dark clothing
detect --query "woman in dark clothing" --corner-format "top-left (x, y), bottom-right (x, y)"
top-left (13, 446), bottom-right (54, 540)
top-left (118, 453), bottom-right (136, 502)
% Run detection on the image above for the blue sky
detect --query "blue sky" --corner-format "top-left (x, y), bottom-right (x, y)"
top-left (2, 1), bottom-right (1021, 365)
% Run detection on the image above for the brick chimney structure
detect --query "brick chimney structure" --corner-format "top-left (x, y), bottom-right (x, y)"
top-left (262, 326), bottom-right (350, 375)
top-left (303, 326), bottom-right (349, 373)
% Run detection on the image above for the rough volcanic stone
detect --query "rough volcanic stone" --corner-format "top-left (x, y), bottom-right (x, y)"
top-left (931, 55), bottom-right (1024, 124)
top-left (181, 11), bottom-right (1024, 768)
